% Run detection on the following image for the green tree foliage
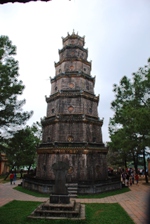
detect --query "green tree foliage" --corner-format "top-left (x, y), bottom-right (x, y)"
top-left (109, 59), bottom-right (150, 182)
top-left (0, 35), bottom-right (33, 141)
top-left (5, 124), bottom-right (41, 172)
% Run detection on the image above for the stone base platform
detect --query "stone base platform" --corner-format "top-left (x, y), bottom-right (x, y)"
top-left (28, 199), bottom-right (85, 220)
top-left (23, 177), bottom-right (121, 194)
top-left (50, 194), bottom-right (70, 204)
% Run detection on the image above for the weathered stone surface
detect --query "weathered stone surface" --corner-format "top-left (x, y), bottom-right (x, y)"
top-left (50, 195), bottom-right (70, 204)
top-left (23, 32), bottom-right (118, 196)
top-left (46, 96), bottom-right (98, 117)
top-left (35, 32), bottom-right (108, 186)
top-left (42, 121), bottom-right (102, 143)
top-left (36, 151), bottom-right (107, 181)
top-left (52, 161), bottom-right (69, 195)
top-left (55, 60), bottom-right (91, 76)
top-left (59, 47), bottom-right (88, 62)
top-left (28, 199), bottom-right (85, 220)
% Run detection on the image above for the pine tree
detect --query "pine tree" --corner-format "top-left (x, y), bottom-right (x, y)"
top-left (0, 35), bottom-right (33, 141)
top-left (109, 59), bottom-right (150, 183)
top-left (6, 124), bottom-right (41, 170)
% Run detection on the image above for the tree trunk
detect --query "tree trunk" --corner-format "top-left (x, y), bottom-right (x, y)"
top-left (132, 152), bottom-right (136, 169)
top-left (133, 152), bottom-right (138, 173)
top-left (135, 152), bottom-right (139, 173)
top-left (27, 164), bottom-right (31, 174)
top-left (143, 149), bottom-right (148, 183)
top-left (124, 158), bottom-right (127, 168)
top-left (4, 165), bottom-right (14, 180)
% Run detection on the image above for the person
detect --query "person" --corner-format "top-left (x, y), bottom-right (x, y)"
top-left (126, 172), bottom-right (130, 187)
top-left (13, 172), bottom-right (17, 184)
top-left (135, 173), bottom-right (139, 185)
top-left (20, 169), bottom-right (23, 179)
top-left (9, 172), bottom-right (14, 185)
top-left (129, 175), bottom-right (132, 186)
top-left (121, 172), bottom-right (126, 185)
top-left (131, 172), bottom-right (134, 184)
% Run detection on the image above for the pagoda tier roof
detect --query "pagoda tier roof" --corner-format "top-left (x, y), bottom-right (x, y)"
top-left (62, 31), bottom-right (85, 46)
top-left (55, 58), bottom-right (91, 68)
top-left (58, 45), bottom-right (87, 54)
top-left (37, 142), bottom-right (108, 154)
top-left (46, 90), bottom-right (99, 103)
top-left (51, 71), bottom-right (95, 84)
top-left (42, 114), bottom-right (103, 126)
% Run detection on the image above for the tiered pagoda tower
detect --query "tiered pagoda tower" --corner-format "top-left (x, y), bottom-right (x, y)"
top-left (24, 32), bottom-right (121, 194)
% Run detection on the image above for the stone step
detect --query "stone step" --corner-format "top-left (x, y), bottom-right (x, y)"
top-left (65, 183), bottom-right (78, 198)
top-left (68, 190), bottom-right (77, 194)
top-left (42, 200), bottom-right (75, 210)
top-left (34, 202), bottom-right (81, 218)
top-left (28, 203), bottom-right (85, 220)
top-left (66, 183), bottom-right (78, 187)
top-left (69, 194), bottom-right (77, 198)
top-left (68, 187), bottom-right (78, 190)
top-left (68, 191), bottom-right (78, 194)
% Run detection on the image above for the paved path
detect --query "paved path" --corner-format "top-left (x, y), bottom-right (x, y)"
top-left (0, 180), bottom-right (149, 224)
top-left (0, 180), bottom-right (46, 206)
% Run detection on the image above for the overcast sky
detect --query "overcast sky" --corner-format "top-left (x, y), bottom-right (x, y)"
top-left (1, 0), bottom-right (150, 143)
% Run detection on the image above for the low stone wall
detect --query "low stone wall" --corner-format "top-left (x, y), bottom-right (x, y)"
top-left (22, 177), bottom-right (121, 194)
top-left (22, 178), bottom-right (53, 194)
top-left (78, 181), bottom-right (122, 194)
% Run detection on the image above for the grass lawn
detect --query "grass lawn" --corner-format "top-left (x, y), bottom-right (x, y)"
top-left (14, 186), bottom-right (49, 197)
top-left (0, 175), bottom-right (10, 184)
top-left (0, 174), bottom-right (20, 184)
top-left (0, 200), bottom-right (134, 224)
top-left (78, 187), bottom-right (130, 199)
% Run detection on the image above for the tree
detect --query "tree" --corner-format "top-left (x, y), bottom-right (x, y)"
top-left (0, 35), bottom-right (33, 142)
top-left (108, 128), bottom-right (142, 170)
top-left (4, 124), bottom-right (41, 179)
top-left (109, 59), bottom-right (150, 183)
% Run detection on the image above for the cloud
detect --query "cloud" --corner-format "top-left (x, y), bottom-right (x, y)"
top-left (0, 0), bottom-right (150, 142)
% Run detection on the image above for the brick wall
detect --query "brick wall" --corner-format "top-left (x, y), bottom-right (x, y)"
top-left (47, 97), bottom-right (98, 117)
top-left (36, 152), bottom-right (108, 182)
top-left (55, 61), bottom-right (91, 75)
top-left (51, 77), bottom-right (94, 94)
top-left (42, 121), bottom-right (102, 143)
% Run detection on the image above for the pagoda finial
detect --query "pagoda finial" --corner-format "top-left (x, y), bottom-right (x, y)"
top-left (72, 29), bottom-right (75, 35)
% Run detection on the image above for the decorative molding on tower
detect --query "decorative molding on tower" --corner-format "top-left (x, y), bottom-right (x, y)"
top-left (23, 33), bottom-right (121, 196)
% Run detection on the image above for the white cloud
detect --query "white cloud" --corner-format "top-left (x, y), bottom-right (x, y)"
top-left (0, 0), bottom-right (150, 142)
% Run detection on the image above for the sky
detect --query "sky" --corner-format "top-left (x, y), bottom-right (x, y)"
top-left (0, 0), bottom-right (150, 143)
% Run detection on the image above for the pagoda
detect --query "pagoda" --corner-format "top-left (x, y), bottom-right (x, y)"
top-left (23, 31), bottom-right (121, 194)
